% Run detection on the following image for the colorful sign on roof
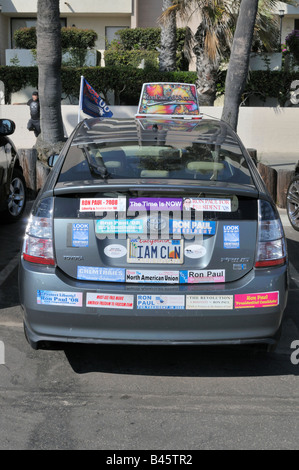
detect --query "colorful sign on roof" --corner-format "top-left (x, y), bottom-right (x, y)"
top-left (136, 82), bottom-right (201, 119)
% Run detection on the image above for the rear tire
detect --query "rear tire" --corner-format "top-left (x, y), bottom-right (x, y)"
top-left (287, 175), bottom-right (299, 231)
top-left (4, 169), bottom-right (26, 222)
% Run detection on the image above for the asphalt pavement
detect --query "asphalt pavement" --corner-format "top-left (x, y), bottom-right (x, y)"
top-left (0, 195), bottom-right (299, 450)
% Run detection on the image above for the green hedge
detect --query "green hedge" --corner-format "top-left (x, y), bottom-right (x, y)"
top-left (116, 27), bottom-right (187, 52)
top-left (0, 66), bottom-right (197, 104)
top-left (14, 27), bottom-right (98, 49)
top-left (0, 66), bottom-right (298, 106)
top-left (105, 27), bottom-right (189, 71)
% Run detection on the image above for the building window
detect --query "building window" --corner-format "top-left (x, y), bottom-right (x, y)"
top-left (11, 18), bottom-right (67, 48)
top-left (295, 19), bottom-right (299, 30)
top-left (105, 26), bottom-right (129, 48)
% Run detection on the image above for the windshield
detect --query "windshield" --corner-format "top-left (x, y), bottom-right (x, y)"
top-left (58, 118), bottom-right (253, 185)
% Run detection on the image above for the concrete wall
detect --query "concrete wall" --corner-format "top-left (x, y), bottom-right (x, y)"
top-left (1, 105), bottom-right (299, 165)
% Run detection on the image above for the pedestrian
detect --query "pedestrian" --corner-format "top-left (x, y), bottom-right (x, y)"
top-left (27, 91), bottom-right (41, 137)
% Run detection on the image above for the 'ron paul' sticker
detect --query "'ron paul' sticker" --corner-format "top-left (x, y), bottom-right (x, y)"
top-left (186, 295), bottom-right (233, 310)
top-left (137, 295), bottom-right (184, 309)
top-left (170, 220), bottom-right (216, 235)
top-left (37, 290), bottom-right (83, 307)
top-left (80, 197), bottom-right (126, 212)
top-left (96, 219), bottom-right (143, 234)
top-left (183, 198), bottom-right (231, 212)
top-left (180, 269), bottom-right (225, 283)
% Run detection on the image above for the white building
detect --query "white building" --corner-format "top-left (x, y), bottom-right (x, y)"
top-left (0, 0), bottom-right (167, 66)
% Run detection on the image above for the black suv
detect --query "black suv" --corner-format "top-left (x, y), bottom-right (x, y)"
top-left (0, 119), bottom-right (26, 222)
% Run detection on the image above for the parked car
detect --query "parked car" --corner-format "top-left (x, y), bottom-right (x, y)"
top-left (286, 161), bottom-right (299, 231)
top-left (19, 85), bottom-right (288, 351)
top-left (0, 119), bottom-right (26, 222)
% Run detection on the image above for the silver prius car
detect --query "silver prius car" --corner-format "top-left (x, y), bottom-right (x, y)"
top-left (19, 115), bottom-right (288, 351)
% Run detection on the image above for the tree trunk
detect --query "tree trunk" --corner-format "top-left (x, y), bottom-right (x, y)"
top-left (159, 0), bottom-right (177, 72)
top-left (193, 24), bottom-right (220, 106)
top-left (221, 0), bottom-right (259, 131)
top-left (195, 52), bottom-right (220, 106)
top-left (36, 0), bottom-right (65, 162)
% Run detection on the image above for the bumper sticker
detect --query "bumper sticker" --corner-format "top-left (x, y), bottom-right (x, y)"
top-left (184, 244), bottom-right (206, 259)
top-left (183, 198), bottom-right (231, 212)
top-left (186, 295), bottom-right (233, 310)
top-left (104, 244), bottom-right (127, 258)
top-left (77, 266), bottom-right (125, 282)
top-left (223, 225), bottom-right (240, 249)
top-left (86, 293), bottom-right (134, 309)
top-left (72, 223), bottom-right (89, 247)
top-left (180, 269), bottom-right (225, 283)
top-left (128, 197), bottom-right (182, 212)
top-left (37, 290), bottom-right (83, 307)
top-left (96, 219), bottom-right (143, 234)
top-left (234, 292), bottom-right (279, 309)
top-left (80, 197), bottom-right (126, 212)
top-left (137, 295), bottom-right (185, 309)
top-left (126, 270), bottom-right (179, 283)
top-left (170, 220), bottom-right (216, 235)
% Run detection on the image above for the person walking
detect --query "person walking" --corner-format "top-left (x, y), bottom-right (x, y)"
top-left (27, 91), bottom-right (41, 137)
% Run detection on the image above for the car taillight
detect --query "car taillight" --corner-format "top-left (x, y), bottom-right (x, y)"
top-left (255, 199), bottom-right (286, 268)
top-left (22, 197), bottom-right (55, 266)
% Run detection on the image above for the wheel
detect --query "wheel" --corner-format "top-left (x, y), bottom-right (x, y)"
top-left (286, 175), bottom-right (299, 231)
top-left (4, 168), bottom-right (26, 222)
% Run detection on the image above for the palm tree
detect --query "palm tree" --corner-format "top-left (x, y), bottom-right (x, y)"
top-left (36, 0), bottom-right (64, 161)
top-left (159, 0), bottom-right (177, 71)
top-left (221, 0), bottom-right (259, 130)
top-left (163, 0), bottom-right (294, 105)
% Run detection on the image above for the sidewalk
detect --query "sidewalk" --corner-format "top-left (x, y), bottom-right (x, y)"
top-left (257, 153), bottom-right (298, 172)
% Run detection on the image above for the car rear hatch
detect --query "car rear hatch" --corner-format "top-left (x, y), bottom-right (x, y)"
top-left (53, 181), bottom-right (259, 285)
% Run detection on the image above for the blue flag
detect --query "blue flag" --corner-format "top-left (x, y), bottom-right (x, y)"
top-left (80, 77), bottom-right (113, 118)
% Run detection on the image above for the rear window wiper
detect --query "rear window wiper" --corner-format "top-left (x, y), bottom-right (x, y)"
top-left (79, 145), bottom-right (110, 179)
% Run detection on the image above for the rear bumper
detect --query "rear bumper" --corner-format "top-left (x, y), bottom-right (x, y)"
top-left (19, 260), bottom-right (288, 347)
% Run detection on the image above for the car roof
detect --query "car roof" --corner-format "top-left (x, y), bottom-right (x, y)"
top-left (72, 117), bottom-right (241, 149)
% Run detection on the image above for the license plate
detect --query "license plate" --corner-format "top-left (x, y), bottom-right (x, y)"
top-left (127, 239), bottom-right (184, 264)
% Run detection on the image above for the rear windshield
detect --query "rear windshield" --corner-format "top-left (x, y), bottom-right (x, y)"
top-left (58, 119), bottom-right (253, 185)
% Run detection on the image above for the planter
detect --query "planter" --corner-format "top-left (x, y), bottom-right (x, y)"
top-left (5, 49), bottom-right (97, 67)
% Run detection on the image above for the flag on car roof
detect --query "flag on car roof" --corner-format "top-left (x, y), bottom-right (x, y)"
top-left (78, 76), bottom-right (113, 122)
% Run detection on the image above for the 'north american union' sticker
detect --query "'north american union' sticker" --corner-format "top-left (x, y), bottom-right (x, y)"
top-left (126, 270), bottom-right (179, 283)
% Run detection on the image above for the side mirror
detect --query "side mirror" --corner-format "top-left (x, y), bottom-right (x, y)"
top-left (0, 119), bottom-right (16, 136)
top-left (48, 154), bottom-right (59, 168)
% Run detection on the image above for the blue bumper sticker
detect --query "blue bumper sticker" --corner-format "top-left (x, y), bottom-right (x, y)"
top-left (72, 223), bottom-right (89, 247)
top-left (223, 225), bottom-right (240, 249)
top-left (77, 266), bottom-right (126, 282)
top-left (170, 220), bottom-right (216, 235)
